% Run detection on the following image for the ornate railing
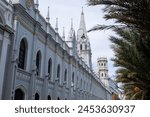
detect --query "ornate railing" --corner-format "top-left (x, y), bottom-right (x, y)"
top-left (16, 68), bottom-right (32, 81)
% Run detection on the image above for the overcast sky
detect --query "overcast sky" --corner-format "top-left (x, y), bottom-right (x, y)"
top-left (38, 0), bottom-right (116, 77)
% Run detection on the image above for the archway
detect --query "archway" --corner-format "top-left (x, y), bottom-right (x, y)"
top-left (47, 95), bottom-right (51, 100)
top-left (35, 93), bottom-right (40, 100)
top-left (14, 89), bottom-right (25, 100)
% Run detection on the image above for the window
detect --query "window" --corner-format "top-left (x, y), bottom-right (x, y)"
top-left (35, 93), bottom-right (40, 100)
top-left (101, 63), bottom-right (103, 66)
top-left (14, 89), bottom-right (25, 100)
top-left (80, 79), bottom-right (82, 89)
top-left (64, 69), bottom-right (67, 82)
top-left (57, 64), bottom-right (60, 79)
top-left (80, 44), bottom-right (82, 50)
top-left (48, 58), bottom-right (52, 79)
top-left (85, 44), bottom-right (87, 50)
top-left (36, 51), bottom-right (41, 76)
top-left (72, 72), bottom-right (74, 86)
top-left (76, 77), bottom-right (78, 88)
top-left (18, 39), bottom-right (26, 69)
top-left (101, 73), bottom-right (103, 77)
top-left (47, 95), bottom-right (51, 100)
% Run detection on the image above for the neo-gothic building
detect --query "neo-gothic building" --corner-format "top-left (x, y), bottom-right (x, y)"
top-left (0, 0), bottom-right (111, 100)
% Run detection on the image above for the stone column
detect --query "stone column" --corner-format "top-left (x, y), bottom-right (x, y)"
top-left (0, 31), bottom-right (10, 99)
top-left (52, 43), bottom-right (58, 99)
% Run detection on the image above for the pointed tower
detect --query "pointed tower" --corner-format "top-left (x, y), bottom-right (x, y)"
top-left (62, 27), bottom-right (65, 40)
top-left (46, 6), bottom-right (50, 23)
top-left (55, 17), bottom-right (59, 33)
top-left (77, 8), bottom-right (92, 69)
top-left (97, 57), bottom-right (109, 88)
top-left (66, 19), bottom-right (77, 57)
top-left (34, 0), bottom-right (39, 10)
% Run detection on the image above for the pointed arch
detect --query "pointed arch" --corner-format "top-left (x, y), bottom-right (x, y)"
top-left (47, 95), bottom-right (51, 100)
top-left (57, 64), bottom-right (60, 79)
top-left (14, 88), bottom-right (25, 100)
top-left (36, 51), bottom-right (42, 76)
top-left (48, 58), bottom-right (52, 79)
top-left (18, 39), bottom-right (28, 70)
top-left (101, 73), bottom-right (103, 77)
top-left (80, 79), bottom-right (82, 89)
top-left (80, 44), bottom-right (82, 50)
top-left (35, 93), bottom-right (40, 100)
top-left (76, 76), bottom-right (78, 88)
top-left (72, 72), bottom-right (75, 86)
top-left (64, 69), bottom-right (67, 82)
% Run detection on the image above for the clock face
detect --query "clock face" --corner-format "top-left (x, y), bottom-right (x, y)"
top-left (26, 0), bottom-right (33, 9)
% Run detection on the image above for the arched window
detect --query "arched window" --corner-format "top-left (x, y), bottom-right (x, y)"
top-left (36, 51), bottom-right (41, 76)
top-left (57, 64), bottom-right (60, 79)
top-left (101, 73), bottom-right (103, 77)
top-left (64, 69), bottom-right (67, 82)
top-left (85, 44), bottom-right (87, 50)
top-left (18, 39), bottom-right (27, 69)
top-left (76, 77), bottom-right (78, 88)
top-left (48, 58), bottom-right (52, 79)
top-left (80, 44), bottom-right (82, 50)
top-left (35, 93), bottom-right (40, 100)
top-left (47, 95), bottom-right (51, 100)
top-left (80, 79), bottom-right (82, 89)
top-left (72, 72), bottom-right (74, 86)
top-left (14, 89), bottom-right (25, 100)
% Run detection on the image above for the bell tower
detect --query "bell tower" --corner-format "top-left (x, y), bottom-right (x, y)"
top-left (77, 8), bottom-right (92, 69)
top-left (97, 57), bottom-right (109, 88)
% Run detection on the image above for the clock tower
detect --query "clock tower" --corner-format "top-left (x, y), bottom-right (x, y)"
top-left (77, 8), bottom-right (92, 69)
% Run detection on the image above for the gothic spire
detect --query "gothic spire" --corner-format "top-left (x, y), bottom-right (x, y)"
top-left (77, 7), bottom-right (92, 69)
top-left (34, 0), bottom-right (39, 10)
top-left (62, 27), bottom-right (65, 40)
top-left (55, 17), bottom-right (58, 33)
top-left (82, 6), bottom-right (83, 14)
top-left (71, 18), bottom-right (73, 29)
top-left (79, 7), bottom-right (86, 31)
top-left (46, 6), bottom-right (50, 23)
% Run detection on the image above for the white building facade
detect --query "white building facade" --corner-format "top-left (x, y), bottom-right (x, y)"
top-left (0, 0), bottom-right (111, 100)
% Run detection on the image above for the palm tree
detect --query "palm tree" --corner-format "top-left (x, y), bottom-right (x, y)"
top-left (87, 0), bottom-right (150, 99)
top-left (87, 0), bottom-right (150, 34)
top-left (110, 28), bottom-right (150, 99)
